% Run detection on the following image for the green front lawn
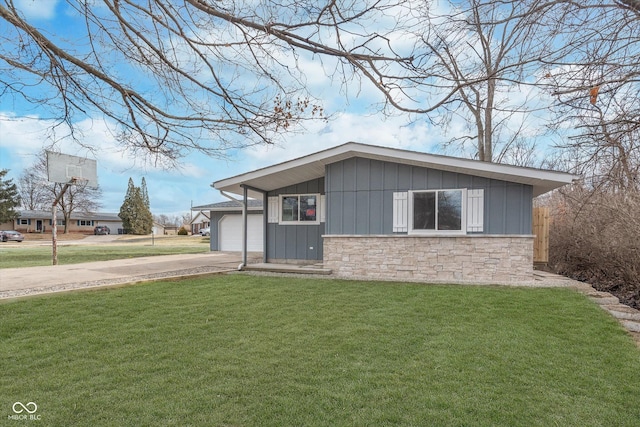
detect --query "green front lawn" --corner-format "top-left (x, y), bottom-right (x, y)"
top-left (1, 275), bottom-right (639, 426)
top-left (0, 244), bottom-right (209, 268)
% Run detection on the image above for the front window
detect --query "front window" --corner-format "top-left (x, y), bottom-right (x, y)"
top-left (280, 194), bottom-right (319, 224)
top-left (411, 190), bottom-right (464, 233)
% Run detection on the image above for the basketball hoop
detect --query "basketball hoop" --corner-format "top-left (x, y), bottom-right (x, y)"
top-left (69, 177), bottom-right (90, 185)
top-left (46, 152), bottom-right (98, 188)
top-left (46, 152), bottom-right (98, 265)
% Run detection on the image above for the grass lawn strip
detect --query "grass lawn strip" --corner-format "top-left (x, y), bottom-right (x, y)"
top-left (0, 244), bottom-right (209, 268)
top-left (1, 275), bottom-right (639, 426)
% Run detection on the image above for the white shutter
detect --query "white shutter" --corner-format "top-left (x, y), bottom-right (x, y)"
top-left (267, 196), bottom-right (279, 223)
top-left (393, 192), bottom-right (408, 232)
top-left (320, 195), bottom-right (326, 223)
top-left (466, 189), bottom-right (484, 232)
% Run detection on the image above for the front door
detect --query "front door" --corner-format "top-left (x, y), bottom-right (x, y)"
top-left (36, 220), bottom-right (43, 232)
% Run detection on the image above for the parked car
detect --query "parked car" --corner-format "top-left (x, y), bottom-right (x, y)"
top-left (200, 227), bottom-right (210, 236)
top-left (1, 230), bottom-right (24, 242)
top-left (94, 225), bottom-right (111, 235)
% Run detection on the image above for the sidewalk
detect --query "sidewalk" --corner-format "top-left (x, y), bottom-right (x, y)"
top-left (0, 252), bottom-right (243, 299)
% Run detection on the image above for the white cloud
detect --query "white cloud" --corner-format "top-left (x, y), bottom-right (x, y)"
top-left (236, 112), bottom-right (442, 174)
top-left (14, 0), bottom-right (58, 20)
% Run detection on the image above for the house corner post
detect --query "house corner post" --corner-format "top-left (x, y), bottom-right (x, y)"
top-left (242, 186), bottom-right (248, 267)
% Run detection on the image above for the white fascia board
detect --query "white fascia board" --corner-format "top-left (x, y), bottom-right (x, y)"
top-left (352, 143), bottom-right (578, 185)
top-left (208, 207), bottom-right (263, 212)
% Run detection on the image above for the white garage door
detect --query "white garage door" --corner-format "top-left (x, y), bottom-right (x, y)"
top-left (219, 214), bottom-right (264, 252)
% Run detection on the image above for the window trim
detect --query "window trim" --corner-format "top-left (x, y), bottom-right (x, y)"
top-left (408, 189), bottom-right (467, 235)
top-left (278, 193), bottom-right (321, 225)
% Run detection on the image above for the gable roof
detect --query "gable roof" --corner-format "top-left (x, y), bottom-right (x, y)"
top-left (213, 142), bottom-right (578, 198)
top-left (189, 210), bottom-right (210, 224)
top-left (17, 210), bottom-right (121, 221)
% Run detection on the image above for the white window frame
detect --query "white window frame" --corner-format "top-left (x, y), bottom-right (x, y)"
top-left (278, 193), bottom-right (321, 225)
top-left (408, 189), bottom-right (467, 235)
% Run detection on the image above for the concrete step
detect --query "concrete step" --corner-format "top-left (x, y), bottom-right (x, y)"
top-left (244, 263), bottom-right (332, 275)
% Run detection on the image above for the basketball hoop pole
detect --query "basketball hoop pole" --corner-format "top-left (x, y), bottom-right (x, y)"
top-left (51, 179), bottom-right (75, 265)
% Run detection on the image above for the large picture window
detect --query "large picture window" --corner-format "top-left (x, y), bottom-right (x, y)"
top-left (410, 189), bottom-right (464, 233)
top-left (280, 194), bottom-right (320, 224)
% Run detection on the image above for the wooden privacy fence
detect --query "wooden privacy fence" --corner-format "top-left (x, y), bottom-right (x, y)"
top-left (533, 207), bottom-right (550, 265)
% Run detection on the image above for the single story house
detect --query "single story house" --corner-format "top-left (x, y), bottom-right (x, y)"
top-left (213, 142), bottom-right (577, 283)
top-left (196, 200), bottom-right (263, 251)
top-left (2, 210), bottom-right (123, 234)
top-left (189, 209), bottom-right (211, 235)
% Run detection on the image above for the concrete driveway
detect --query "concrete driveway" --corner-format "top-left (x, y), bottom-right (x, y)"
top-left (0, 252), bottom-right (245, 300)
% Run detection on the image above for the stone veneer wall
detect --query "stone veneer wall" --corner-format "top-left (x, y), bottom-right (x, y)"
top-left (323, 235), bottom-right (534, 283)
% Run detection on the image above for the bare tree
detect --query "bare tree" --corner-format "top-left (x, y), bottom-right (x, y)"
top-left (548, 95), bottom-right (639, 192)
top-left (386, 0), bottom-right (565, 163)
top-left (2, 0), bottom-right (638, 170)
top-left (53, 181), bottom-right (103, 233)
top-left (541, 1), bottom-right (640, 185)
top-left (18, 169), bottom-right (49, 210)
top-left (0, 0), bottom-right (413, 164)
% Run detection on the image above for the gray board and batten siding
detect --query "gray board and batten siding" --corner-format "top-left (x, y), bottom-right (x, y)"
top-left (325, 157), bottom-right (533, 236)
top-left (262, 157), bottom-right (533, 261)
top-left (267, 177), bottom-right (325, 261)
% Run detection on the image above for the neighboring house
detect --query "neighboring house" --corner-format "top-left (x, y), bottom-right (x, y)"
top-left (2, 210), bottom-right (123, 234)
top-left (189, 209), bottom-right (210, 235)
top-left (213, 142), bottom-right (577, 283)
top-left (152, 222), bottom-right (166, 235)
top-left (195, 200), bottom-right (263, 251)
top-left (162, 226), bottom-right (180, 235)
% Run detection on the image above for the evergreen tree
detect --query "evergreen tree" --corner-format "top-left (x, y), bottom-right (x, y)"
top-left (120, 178), bottom-right (139, 234)
top-left (141, 177), bottom-right (150, 209)
top-left (119, 178), bottom-right (153, 234)
top-left (0, 169), bottom-right (21, 224)
top-left (136, 185), bottom-right (153, 234)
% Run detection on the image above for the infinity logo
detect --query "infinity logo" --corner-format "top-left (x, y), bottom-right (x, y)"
top-left (12, 402), bottom-right (38, 414)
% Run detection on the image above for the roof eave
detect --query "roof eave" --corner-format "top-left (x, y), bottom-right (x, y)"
top-left (213, 142), bottom-right (578, 198)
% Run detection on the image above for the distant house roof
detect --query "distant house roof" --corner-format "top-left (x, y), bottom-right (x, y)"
top-left (214, 142), bottom-right (579, 198)
top-left (18, 210), bottom-right (121, 221)
top-left (192, 199), bottom-right (263, 211)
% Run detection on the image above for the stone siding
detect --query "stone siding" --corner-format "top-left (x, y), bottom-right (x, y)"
top-left (323, 235), bottom-right (534, 283)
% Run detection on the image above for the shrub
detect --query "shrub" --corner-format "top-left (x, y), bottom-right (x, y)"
top-left (177, 226), bottom-right (189, 235)
top-left (545, 186), bottom-right (640, 309)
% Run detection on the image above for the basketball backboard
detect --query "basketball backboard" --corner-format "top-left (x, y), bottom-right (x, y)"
top-left (46, 152), bottom-right (98, 188)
